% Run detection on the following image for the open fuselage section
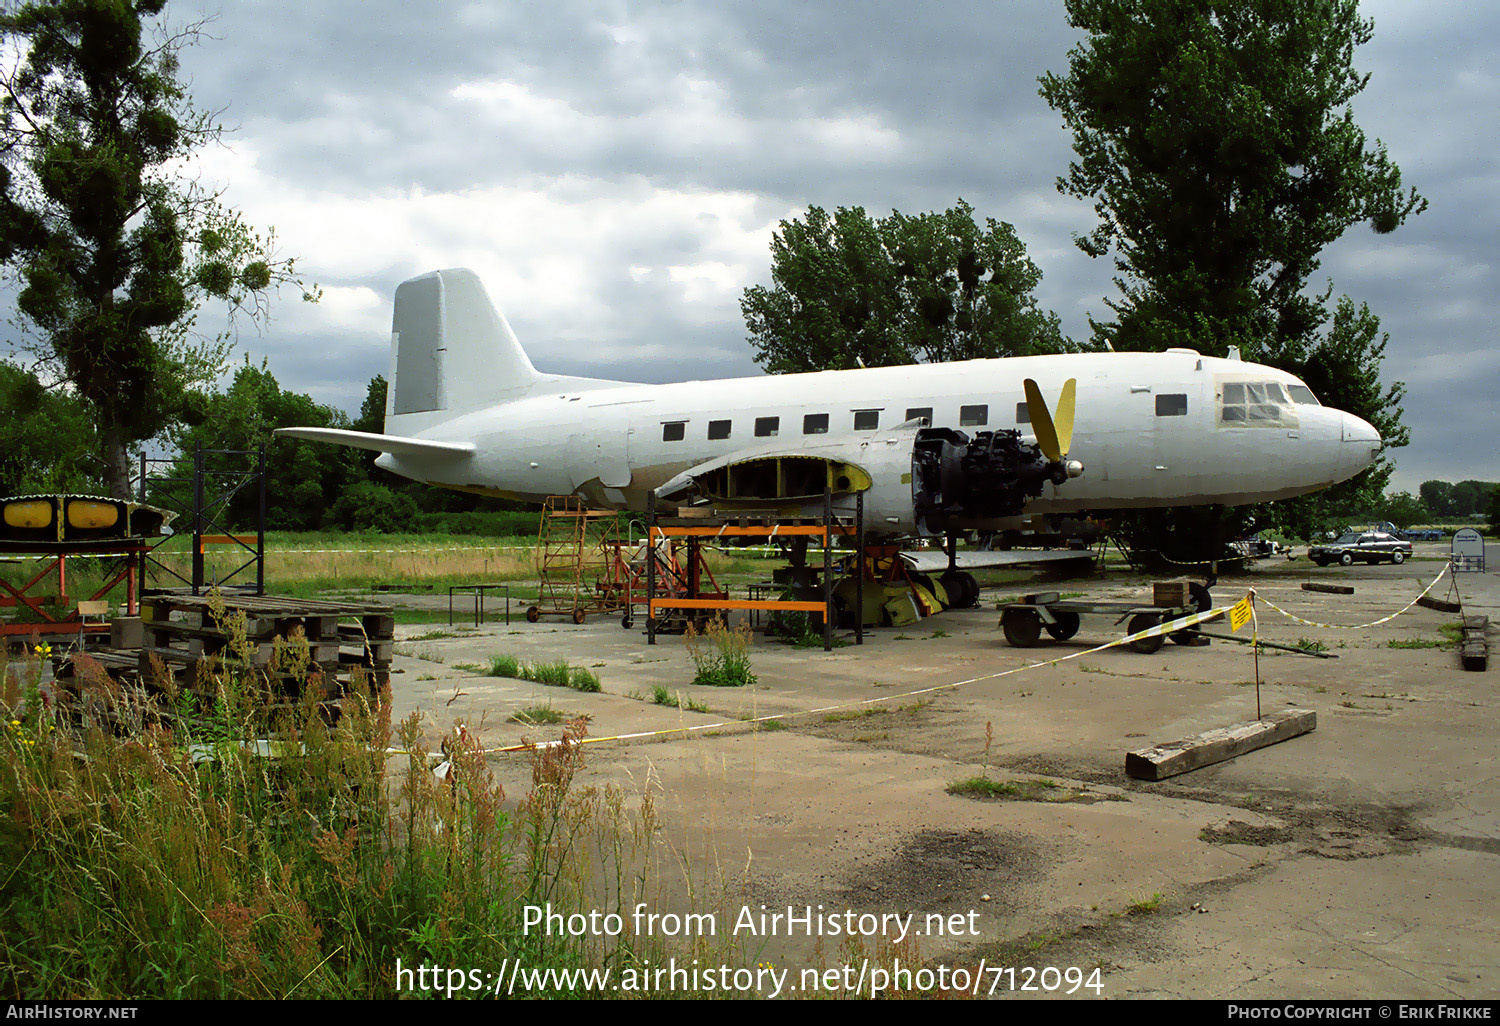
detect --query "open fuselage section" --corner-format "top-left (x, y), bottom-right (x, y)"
top-left (375, 349), bottom-right (1381, 525)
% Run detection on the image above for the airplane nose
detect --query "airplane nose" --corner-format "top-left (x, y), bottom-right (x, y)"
top-left (1340, 412), bottom-right (1382, 474)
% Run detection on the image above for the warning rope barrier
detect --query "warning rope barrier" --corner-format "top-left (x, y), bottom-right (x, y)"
top-left (1257, 563), bottom-right (1452, 630)
top-left (480, 599), bottom-right (1246, 754)
top-left (476, 563), bottom-right (1453, 754)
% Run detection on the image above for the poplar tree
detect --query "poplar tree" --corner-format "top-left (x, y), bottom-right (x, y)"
top-left (1039, 0), bottom-right (1424, 543)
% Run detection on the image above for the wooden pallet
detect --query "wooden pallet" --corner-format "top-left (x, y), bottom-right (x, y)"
top-left (137, 593), bottom-right (393, 696)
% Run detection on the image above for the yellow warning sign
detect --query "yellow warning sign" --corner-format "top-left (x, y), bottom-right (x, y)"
top-left (1229, 595), bottom-right (1254, 632)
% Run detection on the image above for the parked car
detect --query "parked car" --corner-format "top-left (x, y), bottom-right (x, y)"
top-left (1309, 531), bottom-right (1412, 566)
top-left (1231, 534), bottom-right (1285, 559)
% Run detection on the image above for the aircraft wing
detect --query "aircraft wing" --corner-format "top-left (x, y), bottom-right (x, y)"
top-left (275, 427), bottom-right (474, 458)
top-left (900, 549), bottom-right (1094, 573)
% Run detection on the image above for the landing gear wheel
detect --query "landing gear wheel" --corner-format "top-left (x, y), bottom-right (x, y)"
top-left (1171, 582), bottom-right (1212, 645)
top-left (1044, 612), bottom-right (1080, 641)
top-left (1392, 551), bottom-right (1406, 565)
top-left (572, 608), bottom-right (586, 625)
top-left (960, 571), bottom-right (979, 608)
top-left (1339, 552), bottom-right (1353, 567)
top-left (622, 614), bottom-right (633, 629)
top-left (1128, 613), bottom-right (1165, 654)
top-left (941, 570), bottom-right (980, 609)
top-left (1001, 609), bottom-right (1042, 648)
top-left (525, 606), bottom-right (540, 623)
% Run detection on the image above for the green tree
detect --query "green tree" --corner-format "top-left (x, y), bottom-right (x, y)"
top-left (1039, 0), bottom-right (1424, 557)
top-left (1380, 491), bottom-right (1428, 530)
top-left (0, 0), bottom-right (314, 499)
top-left (1488, 486), bottom-right (1500, 537)
top-left (1039, 0), bottom-right (1424, 357)
top-left (0, 358), bottom-right (98, 495)
top-left (158, 360), bottom-right (357, 531)
top-left (1449, 480), bottom-right (1495, 519)
top-left (742, 201), bottom-right (1072, 374)
top-left (1419, 479), bottom-right (1454, 518)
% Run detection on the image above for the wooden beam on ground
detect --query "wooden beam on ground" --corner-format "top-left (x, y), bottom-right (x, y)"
top-left (1302, 582), bottom-right (1354, 595)
top-left (1191, 630), bottom-right (1337, 658)
top-left (1462, 615), bottom-right (1489, 672)
top-left (1125, 709), bottom-right (1317, 781)
top-left (1417, 595), bottom-right (1463, 614)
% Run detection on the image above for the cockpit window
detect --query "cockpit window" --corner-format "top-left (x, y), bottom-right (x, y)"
top-left (1287, 384), bottom-right (1320, 405)
top-left (1220, 380), bottom-right (1298, 426)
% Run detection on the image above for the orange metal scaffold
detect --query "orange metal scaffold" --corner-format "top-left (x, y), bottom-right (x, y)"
top-left (527, 496), bottom-right (624, 623)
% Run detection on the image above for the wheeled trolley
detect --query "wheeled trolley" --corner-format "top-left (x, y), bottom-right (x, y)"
top-left (998, 591), bottom-right (1204, 654)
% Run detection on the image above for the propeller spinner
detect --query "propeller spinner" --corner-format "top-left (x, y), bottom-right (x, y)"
top-left (1023, 377), bottom-right (1084, 482)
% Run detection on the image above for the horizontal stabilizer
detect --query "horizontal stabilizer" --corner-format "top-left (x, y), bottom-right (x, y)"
top-left (275, 427), bottom-right (474, 458)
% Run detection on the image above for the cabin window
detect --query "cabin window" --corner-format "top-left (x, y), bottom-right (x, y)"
top-left (904, 407), bottom-right (932, 424)
top-left (853, 410), bottom-right (879, 430)
top-left (662, 422), bottom-right (686, 442)
top-left (959, 404), bottom-right (988, 427)
top-left (803, 413), bottom-right (829, 435)
top-left (708, 419), bottom-right (731, 440)
top-left (1015, 402), bottom-right (1030, 424)
top-left (754, 416), bottom-right (779, 437)
top-left (1155, 394), bottom-right (1188, 417)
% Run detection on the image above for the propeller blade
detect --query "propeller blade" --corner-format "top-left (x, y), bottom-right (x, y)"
top-left (1054, 378), bottom-right (1076, 457)
top-left (1024, 378), bottom-right (1061, 463)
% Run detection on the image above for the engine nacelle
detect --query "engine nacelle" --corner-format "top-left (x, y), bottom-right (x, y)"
top-left (654, 423), bottom-right (1067, 537)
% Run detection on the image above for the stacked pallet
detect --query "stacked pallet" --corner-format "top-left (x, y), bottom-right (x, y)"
top-left (138, 594), bottom-right (394, 708)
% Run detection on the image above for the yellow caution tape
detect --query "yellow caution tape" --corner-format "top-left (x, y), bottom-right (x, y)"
top-left (1258, 564), bottom-right (1451, 630)
top-left (482, 598), bottom-right (1246, 754)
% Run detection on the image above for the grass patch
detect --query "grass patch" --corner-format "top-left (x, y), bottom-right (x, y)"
top-left (471, 653), bottom-right (603, 692)
top-left (821, 710), bottom-right (862, 723)
top-left (526, 660), bottom-right (574, 687)
top-left (650, 684), bottom-right (707, 712)
top-left (487, 654), bottom-right (522, 678)
top-left (509, 704), bottom-right (567, 725)
top-left (947, 777), bottom-right (1060, 800)
top-left (1126, 893), bottom-right (1164, 916)
top-left (1387, 638), bottom-right (1443, 650)
top-left (685, 620), bottom-right (757, 687)
top-left (567, 666), bottom-right (602, 693)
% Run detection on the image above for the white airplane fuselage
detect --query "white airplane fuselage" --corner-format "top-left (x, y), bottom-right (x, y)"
top-left (377, 352), bottom-right (1377, 515)
top-left (281, 269), bottom-right (1382, 534)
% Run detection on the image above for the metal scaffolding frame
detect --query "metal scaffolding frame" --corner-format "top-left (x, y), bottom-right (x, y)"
top-left (137, 445), bottom-right (266, 596)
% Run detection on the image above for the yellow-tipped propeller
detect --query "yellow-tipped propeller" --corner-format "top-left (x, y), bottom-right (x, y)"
top-left (1023, 377), bottom-right (1076, 464)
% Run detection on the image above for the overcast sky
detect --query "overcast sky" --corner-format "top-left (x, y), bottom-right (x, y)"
top-left (12, 1), bottom-right (1499, 495)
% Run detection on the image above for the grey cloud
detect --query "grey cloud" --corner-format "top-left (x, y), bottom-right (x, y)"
top-left (3, 1), bottom-right (1487, 493)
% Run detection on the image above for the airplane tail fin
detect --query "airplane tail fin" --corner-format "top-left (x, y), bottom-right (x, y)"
top-left (386, 268), bottom-right (540, 432)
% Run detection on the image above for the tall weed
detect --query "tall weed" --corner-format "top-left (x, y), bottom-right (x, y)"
top-left (685, 619), bottom-right (757, 688)
top-left (0, 632), bottom-right (668, 997)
